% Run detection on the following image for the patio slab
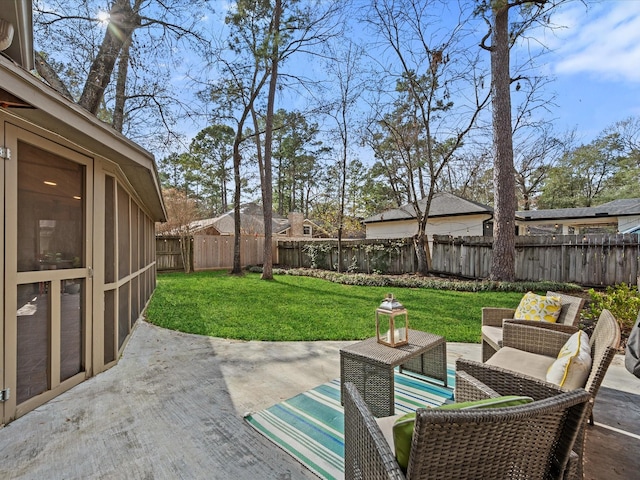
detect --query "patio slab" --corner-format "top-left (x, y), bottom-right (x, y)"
top-left (0, 320), bottom-right (638, 479)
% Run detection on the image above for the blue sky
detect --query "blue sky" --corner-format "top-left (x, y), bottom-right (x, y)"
top-left (534, 0), bottom-right (640, 143)
top-left (181, 0), bottom-right (640, 154)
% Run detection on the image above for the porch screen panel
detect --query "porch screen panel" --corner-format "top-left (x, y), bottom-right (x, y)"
top-left (118, 282), bottom-right (130, 349)
top-left (60, 279), bottom-right (83, 381)
top-left (148, 217), bottom-right (153, 265)
top-left (17, 283), bottom-right (50, 404)
top-left (17, 141), bottom-right (84, 272)
top-left (117, 185), bottom-right (130, 280)
top-left (131, 276), bottom-right (139, 325)
top-left (139, 207), bottom-right (146, 270)
top-left (16, 140), bottom-right (86, 404)
top-left (142, 270), bottom-right (149, 307)
top-left (105, 175), bottom-right (115, 284)
top-left (143, 270), bottom-right (149, 307)
top-left (104, 290), bottom-right (116, 364)
top-left (131, 204), bottom-right (139, 273)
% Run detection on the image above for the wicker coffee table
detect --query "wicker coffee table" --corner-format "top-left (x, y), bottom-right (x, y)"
top-left (340, 329), bottom-right (447, 417)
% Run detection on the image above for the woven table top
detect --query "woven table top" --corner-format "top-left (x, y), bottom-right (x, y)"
top-left (340, 329), bottom-right (445, 367)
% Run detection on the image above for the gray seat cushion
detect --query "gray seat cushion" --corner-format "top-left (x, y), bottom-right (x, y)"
top-left (486, 347), bottom-right (555, 382)
top-left (481, 325), bottom-right (503, 349)
top-left (375, 414), bottom-right (401, 450)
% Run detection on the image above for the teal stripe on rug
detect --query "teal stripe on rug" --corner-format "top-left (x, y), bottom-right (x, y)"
top-left (245, 367), bottom-right (455, 480)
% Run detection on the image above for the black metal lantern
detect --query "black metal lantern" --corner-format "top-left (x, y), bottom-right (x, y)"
top-left (376, 293), bottom-right (409, 347)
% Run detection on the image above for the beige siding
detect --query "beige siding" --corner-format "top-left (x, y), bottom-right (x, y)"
top-left (619, 215), bottom-right (640, 232)
top-left (366, 215), bottom-right (490, 241)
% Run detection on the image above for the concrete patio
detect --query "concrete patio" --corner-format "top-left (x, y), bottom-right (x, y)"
top-left (0, 320), bottom-right (638, 479)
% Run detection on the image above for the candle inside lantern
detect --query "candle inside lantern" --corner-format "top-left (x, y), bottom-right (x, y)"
top-left (376, 294), bottom-right (409, 347)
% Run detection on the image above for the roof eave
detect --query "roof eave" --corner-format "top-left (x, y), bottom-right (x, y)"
top-left (364, 210), bottom-right (492, 224)
top-left (0, 55), bottom-right (167, 221)
top-left (2, 0), bottom-right (34, 70)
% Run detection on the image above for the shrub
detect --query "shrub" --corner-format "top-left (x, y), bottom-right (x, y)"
top-left (269, 267), bottom-right (582, 293)
top-left (583, 283), bottom-right (640, 336)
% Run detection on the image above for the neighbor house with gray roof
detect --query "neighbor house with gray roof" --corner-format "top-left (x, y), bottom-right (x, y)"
top-left (515, 199), bottom-right (640, 235)
top-left (175, 203), bottom-right (329, 238)
top-left (363, 192), bottom-right (494, 243)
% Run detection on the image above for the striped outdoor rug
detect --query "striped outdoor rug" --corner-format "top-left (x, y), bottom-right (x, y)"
top-left (245, 368), bottom-right (455, 480)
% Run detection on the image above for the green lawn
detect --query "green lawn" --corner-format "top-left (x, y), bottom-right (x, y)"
top-left (145, 270), bottom-right (524, 342)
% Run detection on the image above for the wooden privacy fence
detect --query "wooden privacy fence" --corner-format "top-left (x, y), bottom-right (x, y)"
top-left (277, 238), bottom-right (418, 274)
top-left (159, 233), bottom-right (640, 286)
top-left (431, 234), bottom-right (640, 286)
top-left (193, 235), bottom-right (271, 270)
top-left (156, 235), bottom-right (273, 271)
top-left (156, 236), bottom-right (185, 271)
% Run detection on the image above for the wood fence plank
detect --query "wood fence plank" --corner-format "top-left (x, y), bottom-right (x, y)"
top-left (157, 233), bottom-right (640, 286)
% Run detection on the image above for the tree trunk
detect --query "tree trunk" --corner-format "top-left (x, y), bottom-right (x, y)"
top-left (113, 35), bottom-right (132, 133)
top-left (489, 2), bottom-right (517, 282)
top-left (221, 172), bottom-right (228, 212)
top-left (231, 138), bottom-right (243, 275)
top-left (413, 231), bottom-right (429, 276)
top-left (228, 68), bottom-right (268, 274)
top-left (413, 192), bottom-right (432, 276)
top-left (180, 232), bottom-right (192, 274)
top-left (79, 0), bottom-right (139, 114)
top-left (261, 0), bottom-right (281, 281)
top-left (337, 140), bottom-right (347, 272)
top-left (337, 229), bottom-right (343, 272)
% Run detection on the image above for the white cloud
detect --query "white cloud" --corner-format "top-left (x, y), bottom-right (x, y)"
top-left (548, 1), bottom-right (640, 82)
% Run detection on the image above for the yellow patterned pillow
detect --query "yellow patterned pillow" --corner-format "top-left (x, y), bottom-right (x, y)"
top-left (514, 292), bottom-right (562, 323)
top-left (546, 331), bottom-right (592, 389)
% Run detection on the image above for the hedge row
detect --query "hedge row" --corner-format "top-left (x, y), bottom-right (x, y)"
top-left (247, 266), bottom-right (583, 294)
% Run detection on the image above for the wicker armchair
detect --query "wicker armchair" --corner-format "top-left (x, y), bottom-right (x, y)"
top-left (481, 291), bottom-right (585, 362)
top-left (343, 380), bottom-right (590, 480)
top-left (481, 309), bottom-right (621, 480)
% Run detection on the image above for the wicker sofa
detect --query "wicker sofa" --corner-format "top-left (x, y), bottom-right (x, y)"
top-left (481, 291), bottom-right (585, 362)
top-left (343, 378), bottom-right (590, 480)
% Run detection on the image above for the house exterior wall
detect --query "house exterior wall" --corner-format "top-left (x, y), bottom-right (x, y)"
top-left (618, 215), bottom-right (640, 232)
top-left (365, 214), bottom-right (490, 240)
top-left (516, 216), bottom-right (634, 235)
top-left (1, 87), bottom-right (161, 425)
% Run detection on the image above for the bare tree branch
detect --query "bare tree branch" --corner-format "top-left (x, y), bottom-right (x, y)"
top-left (34, 51), bottom-right (74, 101)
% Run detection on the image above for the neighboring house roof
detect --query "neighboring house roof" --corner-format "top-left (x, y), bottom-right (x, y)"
top-left (516, 198), bottom-right (640, 222)
top-left (363, 192), bottom-right (493, 224)
top-left (190, 203), bottom-right (291, 235)
top-left (184, 204), bottom-right (333, 237)
top-left (185, 218), bottom-right (221, 235)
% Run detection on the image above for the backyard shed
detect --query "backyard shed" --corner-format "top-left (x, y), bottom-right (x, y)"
top-left (0, 2), bottom-right (166, 423)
